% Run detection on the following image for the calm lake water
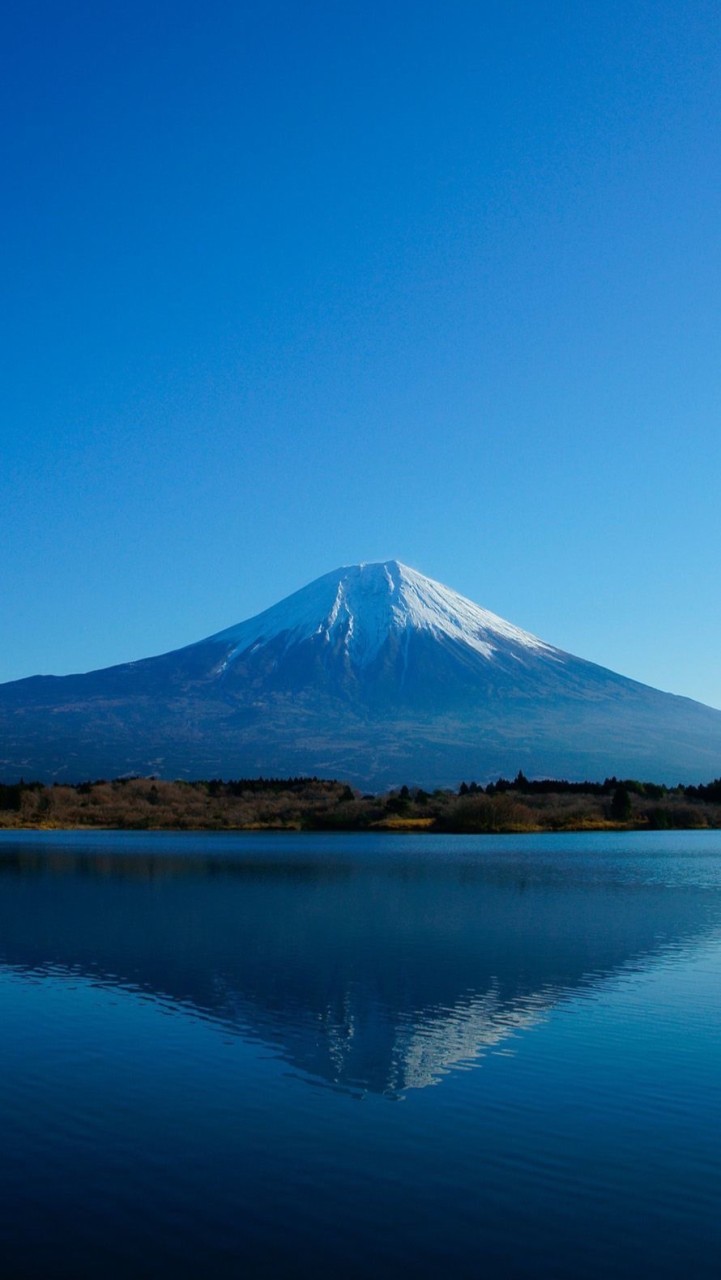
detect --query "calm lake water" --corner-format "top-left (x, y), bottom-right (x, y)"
top-left (0, 830), bottom-right (719, 1278)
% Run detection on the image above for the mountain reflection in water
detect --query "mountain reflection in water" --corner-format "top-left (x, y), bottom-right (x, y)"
top-left (0, 832), bottom-right (716, 1096)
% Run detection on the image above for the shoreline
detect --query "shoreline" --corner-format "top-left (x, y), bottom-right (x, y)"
top-left (0, 818), bottom-right (715, 835)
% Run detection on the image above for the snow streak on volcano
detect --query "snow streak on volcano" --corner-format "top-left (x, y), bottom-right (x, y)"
top-left (211, 561), bottom-right (554, 669)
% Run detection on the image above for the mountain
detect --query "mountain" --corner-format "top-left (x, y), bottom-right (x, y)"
top-left (2, 560), bottom-right (721, 786)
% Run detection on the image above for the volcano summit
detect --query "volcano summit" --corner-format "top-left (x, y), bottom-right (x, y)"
top-left (2, 561), bottom-right (721, 787)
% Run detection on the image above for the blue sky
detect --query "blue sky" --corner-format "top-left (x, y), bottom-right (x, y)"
top-left (2, 1), bottom-right (720, 707)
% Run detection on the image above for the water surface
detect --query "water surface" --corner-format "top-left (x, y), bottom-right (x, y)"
top-left (0, 830), bottom-right (719, 1277)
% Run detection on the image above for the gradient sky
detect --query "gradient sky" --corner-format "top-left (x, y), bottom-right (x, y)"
top-left (2, 0), bottom-right (720, 707)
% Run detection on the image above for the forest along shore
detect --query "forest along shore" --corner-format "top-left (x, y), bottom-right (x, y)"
top-left (2, 774), bottom-right (721, 832)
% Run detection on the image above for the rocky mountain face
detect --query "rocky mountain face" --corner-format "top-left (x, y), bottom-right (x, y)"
top-left (2, 560), bottom-right (721, 787)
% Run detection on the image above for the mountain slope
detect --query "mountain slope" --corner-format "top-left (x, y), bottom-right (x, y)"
top-left (1, 560), bottom-right (721, 786)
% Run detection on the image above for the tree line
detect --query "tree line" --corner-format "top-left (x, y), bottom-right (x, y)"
top-left (1, 772), bottom-right (721, 832)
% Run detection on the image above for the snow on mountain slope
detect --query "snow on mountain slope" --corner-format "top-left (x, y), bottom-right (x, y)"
top-left (209, 560), bottom-right (556, 670)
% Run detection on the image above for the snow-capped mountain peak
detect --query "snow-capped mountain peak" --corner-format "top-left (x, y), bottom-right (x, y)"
top-left (210, 560), bottom-right (554, 669)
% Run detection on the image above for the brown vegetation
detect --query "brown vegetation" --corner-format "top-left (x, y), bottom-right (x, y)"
top-left (1, 773), bottom-right (721, 832)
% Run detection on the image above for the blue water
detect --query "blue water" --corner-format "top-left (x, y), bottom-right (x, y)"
top-left (0, 830), bottom-right (719, 1278)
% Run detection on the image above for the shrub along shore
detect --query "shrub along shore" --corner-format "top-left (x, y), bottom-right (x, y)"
top-left (1, 773), bottom-right (721, 832)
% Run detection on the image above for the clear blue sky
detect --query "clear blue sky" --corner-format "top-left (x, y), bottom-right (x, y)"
top-left (2, 1), bottom-right (720, 706)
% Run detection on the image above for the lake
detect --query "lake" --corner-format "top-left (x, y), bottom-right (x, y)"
top-left (0, 829), bottom-right (719, 1278)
